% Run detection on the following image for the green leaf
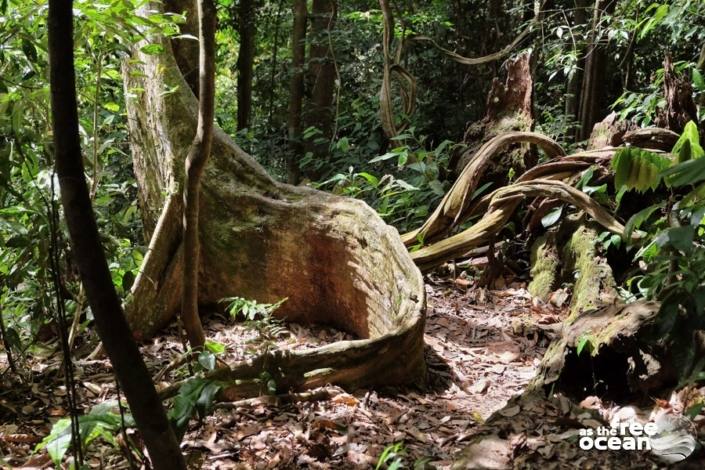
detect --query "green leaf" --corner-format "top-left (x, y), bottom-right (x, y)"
top-left (672, 121), bottom-right (704, 163)
top-left (204, 339), bottom-right (225, 354)
top-left (612, 147), bottom-right (671, 192)
top-left (37, 404), bottom-right (131, 466)
top-left (140, 43), bottom-right (165, 55)
top-left (103, 102), bottom-right (120, 113)
top-left (337, 137), bottom-right (350, 152)
top-left (694, 69), bottom-right (705, 91)
top-left (576, 334), bottom-right (595, 356)
top-left (624, 203), bottom-right (664, 240)
top-left (198, 351), bottom-right (216, 371)
top-left (428, 179), bottom-right (445, 196)
top-left (369, 152), bottom-right (398, 163)
top-left (357, 172), bottom-right (379, 187)
top-left (541, 206), bottom-right (563, 228)
top-left (470, 182), bottom-right (493, 201)
top-left (655, 226), bottom-right (695, 252)
top-left (662, 157), bottom-right (705, 188)
top-left (195, 381), bottom-right (221, 418)
top-left (40, 418), bottom-right (72, 466)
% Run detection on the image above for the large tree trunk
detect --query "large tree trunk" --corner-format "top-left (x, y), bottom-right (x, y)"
top-left (236, 0), bottom-right (256, 130)
top-left (286, 0), bottom-right (307, 184)
top-left (123, 2), bottom-right (426, 393)
top-left (304, 0), bottom-right (337, 177)
top-left (48, 0), bottom-right (185, 467)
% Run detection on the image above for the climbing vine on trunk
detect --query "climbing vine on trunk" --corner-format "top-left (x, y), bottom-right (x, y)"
top-left (181, 0), bottom-right (216, 349)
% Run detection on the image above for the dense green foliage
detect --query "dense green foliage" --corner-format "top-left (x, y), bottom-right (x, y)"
top-left (1, 0), bottom-right (705, 463)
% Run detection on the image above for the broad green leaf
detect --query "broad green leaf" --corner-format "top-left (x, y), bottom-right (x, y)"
top-left (662, 157), bottom-right (705, 188)
top-left (103, 102), bottom-right (120, 113)
top-left (204, 339), bottom-right (225, 354)
top-left (672, 121), bottom-right (704, 163)
top-left (624, 203), bottom-right (664, 240)
top-left (195, 381), bottom-right (221, 418)
top-left (693, 69), bottom-right (705, 91)
top-left (612, 147), bottom-right (671, 192)
top-left (357, 172), bottom-right (379, 187)
top-left (655, 226), bottom-right (695, 252)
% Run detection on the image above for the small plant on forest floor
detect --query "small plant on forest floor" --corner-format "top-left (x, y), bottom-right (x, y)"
top-left (168, 377), bottom-right (222, 440)
top-left (37, 401), bottom-right (138, 467)
top-left (222, 296), bottom-right (289, 355)
top-left (375, 442), bottom-right (433, 469)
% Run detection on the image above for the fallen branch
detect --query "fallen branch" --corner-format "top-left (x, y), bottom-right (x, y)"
top-left (213, 387), bottom-right (341, 410)
top-left (623, 127), bottom-right (679, 151)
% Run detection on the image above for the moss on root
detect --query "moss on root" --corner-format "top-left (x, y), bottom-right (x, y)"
top-left (528, 233), bottom-right (559, 300)
top-left (563, 225), bottom-right (617, 321)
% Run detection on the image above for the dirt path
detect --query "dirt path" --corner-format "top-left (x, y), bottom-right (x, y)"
top-left (0, 282), bottom-right (561, 468)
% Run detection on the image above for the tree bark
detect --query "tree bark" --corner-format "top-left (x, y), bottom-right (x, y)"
top-left (237, 0), bottom-right (256, 130)
top-left (656, 55), bottom-right (699, 133)
top-left (47, 1), bottom-right (185, 467)
top-left (123, 1), bottom-right (426, 392)
top-left (287, 0), bottom-right (307, 184)
top-left (453, 52), bottom-right (535, 175)
top-left (576, 0), bottom-right (617, 141)
top-left (165, 0), bottom-right (199, 95)
top-left (304, 0), bottom-right (337, 177)
top-left (564, 0), bottom-right (589, 138)
top-left (181, 0), bottom-right (216, 349)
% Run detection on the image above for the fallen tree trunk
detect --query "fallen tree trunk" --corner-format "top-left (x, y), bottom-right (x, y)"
top-left (123, 2), bottom-right (426, 393)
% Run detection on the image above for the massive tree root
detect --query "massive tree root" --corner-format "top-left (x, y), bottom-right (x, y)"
top-left (123, 13), bottom-right (425, 394)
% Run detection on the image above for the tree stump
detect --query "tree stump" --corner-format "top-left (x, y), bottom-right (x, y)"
top-left (454, 52), bottom-right (535, 175)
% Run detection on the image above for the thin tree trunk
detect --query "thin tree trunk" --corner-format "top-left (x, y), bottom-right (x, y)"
top-left (267, 0), bottom-right (285, 128)
top-left (565, 0), bottom-right (589, 137)
top-left (237, 0), bottom-right (256, 130)
top-left (305, 0), bottom-right (337, 178)
top-left (47, 1), bottom-right (186, 467)
top-left (577, 0), bottom-right (616, 141)
top-left (181, 0), bottom-right (216, 349)
top-left (287, 0), bottom-right (307, 184)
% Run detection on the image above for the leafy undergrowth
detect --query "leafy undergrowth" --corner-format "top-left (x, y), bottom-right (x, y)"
top-left (2, 281), bottom-right (704, 468)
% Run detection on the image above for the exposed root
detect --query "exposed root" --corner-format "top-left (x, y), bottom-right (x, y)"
top-left (409, 179), bottom-right (628, 272)
top-left (402, 132), bottom-right (565, 246)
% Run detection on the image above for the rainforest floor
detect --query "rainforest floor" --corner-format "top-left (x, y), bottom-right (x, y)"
top-left (2, 276), bottom-right (705, 468)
